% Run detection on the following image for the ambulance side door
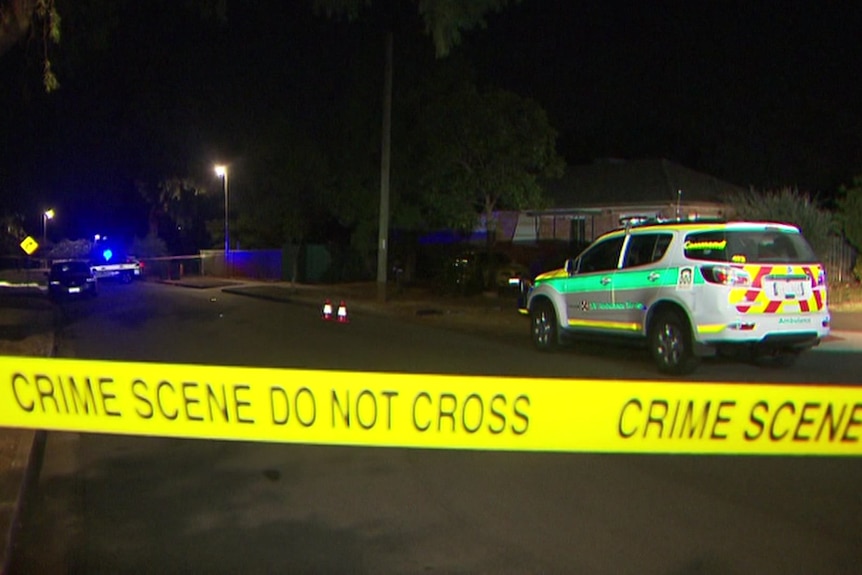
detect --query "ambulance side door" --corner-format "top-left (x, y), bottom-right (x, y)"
top-left (613, 232), bottom-right (675, 332)
top-left (564, 235), bottom-right (625, 330)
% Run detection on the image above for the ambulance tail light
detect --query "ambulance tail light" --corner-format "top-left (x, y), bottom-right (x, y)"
top-left (804, 267), bottom-right (827, 287)
top-left (701, 265), bottom-right (750, 287)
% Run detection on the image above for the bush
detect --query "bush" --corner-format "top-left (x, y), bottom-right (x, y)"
top-left (837, 176), bottom-right (862, 254)
top-left (130, 233), bottom-right (169, 258)
top-left (828, 280), bottom-right (862, 310)
top-left (47, 239), bottom-right (92, 260)
top-left (724, 187), bottom-right (838, 258)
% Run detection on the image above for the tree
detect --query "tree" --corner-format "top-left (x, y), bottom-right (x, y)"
top-left (724, 187), bottom-right (838, 258)
top-left (237, 134), bottom-right (330, 251)
top-left (313, 0), bottom-right (518, 57)
top-left (315, 0), bottom-right (521, 294)
top-left (837, 176), bottom-right (862, 252)
top-left (1, 0), bottom-right (224, 91)
top-left (130, 232), bottom-right (168, 258)
top-left (137, 177), bottom-right (217, 255)
top-left (837, 176), bottom-right (862, 281)
top-left (319, 104), bottom-right (384, 279)
top-left (0, 212), bottom-right (26, 255)
top-left (0, 0), bottom-right (59, 89)
top-left (412, 82), bottom-right (564, 239)
top-left (46, 237), bottom-right (90, 259)
top-left (231, 115), bottom-right (338, 281)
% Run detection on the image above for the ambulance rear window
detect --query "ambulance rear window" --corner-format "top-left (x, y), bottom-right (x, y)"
top-left (683, 229), bottom-right (818, 264)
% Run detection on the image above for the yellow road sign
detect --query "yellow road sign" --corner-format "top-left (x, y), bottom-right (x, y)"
top-left (19, 236), bottom-right (39, 255)
top-left (1, 356), bottom-right (860, 456)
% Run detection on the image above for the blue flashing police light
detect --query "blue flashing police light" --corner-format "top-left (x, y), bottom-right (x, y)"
top-left (102, 249), bottom-right (113, 262)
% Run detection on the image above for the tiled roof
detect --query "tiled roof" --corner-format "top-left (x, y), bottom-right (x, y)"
top-left (543, 159), bottom-right (746, 208)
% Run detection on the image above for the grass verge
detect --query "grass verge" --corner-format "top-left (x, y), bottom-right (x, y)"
top-left (829, 282), bottom-right (862, 311)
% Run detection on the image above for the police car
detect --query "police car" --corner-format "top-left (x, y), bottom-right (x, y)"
top-left (89, 246), bottom-right (143, 283)
top-left (520, 218), bottom-right (831, 374)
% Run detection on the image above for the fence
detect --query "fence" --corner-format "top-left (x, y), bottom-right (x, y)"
top-left (138, 255), bottom-right (204, 280)
top-left (0, 255), bottom-right (48, 271)
top-left (137, 248), bottom-right (335, 282)
top-left (823, 236), bottom-right (858, 283)
top-left (199, 250), bottom-right (284, 280)
top-left (197, 247), bottom-right (336, 282)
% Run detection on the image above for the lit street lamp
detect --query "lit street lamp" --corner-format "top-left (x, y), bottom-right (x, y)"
top-left (42, 208), bottom-right (55, 244)
top-left (215, 165), bottom-right (229, 253)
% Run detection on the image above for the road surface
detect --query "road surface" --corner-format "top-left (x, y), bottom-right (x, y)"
top-left (9, 281), bottom-right (862, 574)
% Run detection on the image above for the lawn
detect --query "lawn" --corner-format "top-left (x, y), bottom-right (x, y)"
top-left (829, 281), bottom-right (862, 311)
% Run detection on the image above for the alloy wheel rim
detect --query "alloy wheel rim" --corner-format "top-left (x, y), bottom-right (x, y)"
top-left (657, 323), bottom-right (682, 366)
top-left (533, 311), bottom-right (550, 345)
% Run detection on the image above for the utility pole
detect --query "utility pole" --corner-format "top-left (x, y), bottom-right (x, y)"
top-left (376, 31), bottom-right (393, 303)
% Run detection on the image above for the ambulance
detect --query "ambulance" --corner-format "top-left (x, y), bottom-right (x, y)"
top-left (520, 219), bottom-right (830, 374)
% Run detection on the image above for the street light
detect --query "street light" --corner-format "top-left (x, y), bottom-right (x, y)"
top-left (214, 165), bottom-right (229, 253)
top-left (42, 208), bottom-right (55, 244)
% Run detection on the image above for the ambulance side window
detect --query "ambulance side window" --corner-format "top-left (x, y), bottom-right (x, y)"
top-left (578, 237), bottom-right (625, 273)
top-left (622, 233), bottom-right (672, 268)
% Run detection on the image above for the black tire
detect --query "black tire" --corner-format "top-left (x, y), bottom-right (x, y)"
top-left (120, 272), bottom-right (132, 284)
top-left (530, 300), bottom-right (559, 351)
top-left (649, 310), bottom-right (700, 375)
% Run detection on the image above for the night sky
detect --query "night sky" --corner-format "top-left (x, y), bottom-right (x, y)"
top-left (474, 1), bottom-right (862, 192)
top-left (1, 0), bottom-right (860, 243)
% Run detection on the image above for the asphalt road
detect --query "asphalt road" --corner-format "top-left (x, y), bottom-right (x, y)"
top-left (8, 281), bottom-right (862, 574)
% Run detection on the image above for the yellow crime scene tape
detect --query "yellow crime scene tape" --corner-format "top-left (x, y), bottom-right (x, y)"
top-left (0, 356), bottom-right (860, 456)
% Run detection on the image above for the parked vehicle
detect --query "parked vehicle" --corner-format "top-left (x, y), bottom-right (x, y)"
top-left (48, 260), bottom-right (97, 300)
top-left (90, 256), bottom-right (143, 283)
top-left (520, 218), bottom-right (830, 374)
top-left (441, 250), bottom-right (529, 295)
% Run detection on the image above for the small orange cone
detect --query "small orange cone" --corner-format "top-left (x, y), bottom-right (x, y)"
top-left (336, 300), bottom-right (349, 323)
top-left (322, 299), bottom-right (333, 321)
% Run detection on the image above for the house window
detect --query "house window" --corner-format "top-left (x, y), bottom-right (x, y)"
top-left (570, 218), bottom-right (586, 245)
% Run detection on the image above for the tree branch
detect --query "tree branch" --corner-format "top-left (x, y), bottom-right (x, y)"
top-left (0, 0), bottom-right (37, 58)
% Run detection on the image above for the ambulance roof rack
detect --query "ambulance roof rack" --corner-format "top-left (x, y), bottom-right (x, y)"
top-left (618, 215), bottom-right (727, 231)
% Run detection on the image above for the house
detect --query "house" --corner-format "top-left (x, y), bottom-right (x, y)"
top-left (494, 158), bottom-right (746, 246)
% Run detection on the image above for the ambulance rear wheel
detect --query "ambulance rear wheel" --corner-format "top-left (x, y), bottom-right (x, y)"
top-left (649, 310), bottom-right (699, 375)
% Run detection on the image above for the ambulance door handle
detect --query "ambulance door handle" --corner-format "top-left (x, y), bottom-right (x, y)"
top-left (648, 272), bottom-right (661, 281)
top-left (601, 276), bottom-right (612, 285)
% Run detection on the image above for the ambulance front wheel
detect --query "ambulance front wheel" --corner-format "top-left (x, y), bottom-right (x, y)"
top-left (530, 300), bottom-right (559, 352)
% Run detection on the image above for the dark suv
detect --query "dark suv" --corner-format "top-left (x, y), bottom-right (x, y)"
top-left (442, 250), bottom-right (529, 296)
top-left (48, 260), bottom-right (98, 300)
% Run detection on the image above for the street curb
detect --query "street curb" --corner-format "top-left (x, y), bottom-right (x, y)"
top-left (1, 430), bottom-right (46, 575)
top-left (220, 287), bottom-right (400, 322)
top-left (221, 287), bottom-right (304, 305)
top-left (219, 286), bottom-right (417, 317)
top-left (156, 279), bottom-right (240, 290)
top-left (0, 304), bottom-right (55, 575)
